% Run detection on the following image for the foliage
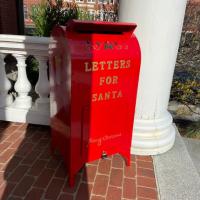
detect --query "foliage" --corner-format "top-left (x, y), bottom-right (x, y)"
top-left (185, 122), bottom-right (200, 139)
top-left (26, 56), bottom-right (39, 86)
top-left (175, 119), bottom-right (200, 140)
top-left (28, 0), bottom-right (96, 85)
top-left (30, 0), bottom-right (78, 37)
top-left (171, 31), bottom-right (200, 107)
top-left (171, 70), bottom-right (200, 105)
top-left (77, 8), bottom-right (94, 21)
top-left (171, 0), bottom-right (200, 108)
top-left (30, 1), bottom-right (47, 36)
top-left (171, 4), bottom-right (200, 139)
top-left (183, 1), bottom-right (200, 33)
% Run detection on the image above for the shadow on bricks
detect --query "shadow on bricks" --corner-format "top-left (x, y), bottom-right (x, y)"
top-left (0, 121), bottom-right (90, 200)
top-left (0, 121), bottom-right (158, 200)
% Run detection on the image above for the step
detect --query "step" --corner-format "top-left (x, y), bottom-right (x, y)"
top-left (183, 137), bottom-right (200, 176)
top-left (153, 125), bottom-right (200, 200)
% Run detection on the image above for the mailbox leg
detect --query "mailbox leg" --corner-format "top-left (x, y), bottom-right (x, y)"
top-left (50, 142), bottom-right (55, 155)
top-left (50, 134), bottom-right (56, 157)
top-left (121, 151), bottom-right (131, 166)
top-left (68, 174), bottom-right (75, 188)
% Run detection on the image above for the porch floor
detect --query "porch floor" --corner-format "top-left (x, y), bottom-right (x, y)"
top-left (0, 121), bottom-right (158, 200)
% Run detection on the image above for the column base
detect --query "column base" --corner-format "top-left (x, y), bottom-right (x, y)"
top-left (131, 112), bottom-right (176, 155)
top-left (35, 97), bottom-right (50, 112)
top-left (0, 94), bottom-right (13, 107)
top-left (13, 96), bottom-right (32, 109)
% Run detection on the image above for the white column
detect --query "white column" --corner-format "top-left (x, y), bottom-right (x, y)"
top-left (0, 54), bottom-right (13, 107)
top-left (14, 54), bottom-right (32, 109)
top-left (119, 0), bottom-right (187, 155)
top-left (35, 56), bottom-right (50, 112)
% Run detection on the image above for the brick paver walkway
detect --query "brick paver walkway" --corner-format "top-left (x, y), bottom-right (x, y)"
top-left (0, 121), bottom-right (158, 200)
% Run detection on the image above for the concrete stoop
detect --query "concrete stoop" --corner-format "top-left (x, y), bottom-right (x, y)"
top-left (183, 137), bottom-right (200, 176)
top-left (153, 126), bottom-right (200, 200)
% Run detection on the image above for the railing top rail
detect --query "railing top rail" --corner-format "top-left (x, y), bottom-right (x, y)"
top-left (0, 34), bottom-right (50, 44)
top-left (0, 34), bottom-right (50, 56)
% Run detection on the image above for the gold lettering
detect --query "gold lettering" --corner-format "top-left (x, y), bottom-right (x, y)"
top-left (106, 76), bottom-right (112, 85)
top-left (105, 92), bottom-right (110, 100)
top-left (99, 61), bottom-right (106, 70)
top-left (92, 93), bottom-right (97, 102)
top-left (113, 76), bottom-right (118, 84)
top-left (99, 77), bottom-right (105, 86)
top-left (120, 60), bottom-right (126, 68)
top-left (92, 62), bottom-right (98, 71)
top-left (85, 62), bottom-right (91, 72)
top-left (112, 91), bottom-right (118, 99)
top-left (107, 61), bottom-right (113, 70)
top-left (92, 90), bottom-right (123, 102)
top-left (100, 76), bottom-right (119, 86)
top-left (98, 93), bottom-right (103, 101)
top-left (97, 138), bottom-right (102, 146)
top-left (85, 60), bottom-right (131, 72)
top-left (117, 90), bottom-right (123, 98)
top-left (126, 60), bottom-right (131, 68)
top-left (113, 60), bottom-right (119, 69)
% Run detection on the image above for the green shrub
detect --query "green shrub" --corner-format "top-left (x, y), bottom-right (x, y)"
top-left (175, 119), bottom-right (200, 139)
top-left (30, 0), bottom-right (78, 37)
top-left (171, 77), bottom-right (200, 106)
top-left (77, 8), bottom-right (94, 21)
top-left (28, 0), bottom-right (96, 85)
top-left (26, 56), bottom-right (39, 86)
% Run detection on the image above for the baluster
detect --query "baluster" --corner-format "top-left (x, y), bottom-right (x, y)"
top-left (35, 56), bottom-right (50, 112)
top-left (13, 54), bottom-right (32, 109)
top-left (0, 53), bottom-right (13, 107)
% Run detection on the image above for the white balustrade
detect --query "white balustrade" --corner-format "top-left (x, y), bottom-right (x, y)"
top-left (0, 34), bottom-right (50, 125)
top-left (13, 54), bottom-right (32, 109)
top-left (0, 53), bottom-right (13, 107)
top-left (35, 55), bottom-right (50, 112)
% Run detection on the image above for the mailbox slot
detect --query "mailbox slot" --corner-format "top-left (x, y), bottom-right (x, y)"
top-left (77, 31), bottom-right (123, 35)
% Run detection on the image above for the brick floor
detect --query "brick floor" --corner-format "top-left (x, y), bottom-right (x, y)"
top-left (0, 121), bottom-right (158, 200)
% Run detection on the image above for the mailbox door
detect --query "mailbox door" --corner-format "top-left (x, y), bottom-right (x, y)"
top-left (69, 22), bottom-right (141, 167)
top-left (87, 34), bottom-right (141, 162)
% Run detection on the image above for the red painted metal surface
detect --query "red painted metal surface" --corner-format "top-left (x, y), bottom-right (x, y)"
top-left (49, 20), bottom-right (141, 187)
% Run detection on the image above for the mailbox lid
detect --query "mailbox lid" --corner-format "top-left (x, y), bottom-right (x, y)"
top-left (66, 20), bottom-right (137, 35)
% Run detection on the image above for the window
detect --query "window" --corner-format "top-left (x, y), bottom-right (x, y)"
top-left (98, 0), bottom-right (107, 4)
top-left (87, 0), bottom-right (95, 3)
top-left (76, 0), bottom-right (84, 3)
top-left (24, 5), bottom-right (28, 19)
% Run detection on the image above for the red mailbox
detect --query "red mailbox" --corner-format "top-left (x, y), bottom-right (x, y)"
top-left (49, 20), bottom-right (141, 187)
